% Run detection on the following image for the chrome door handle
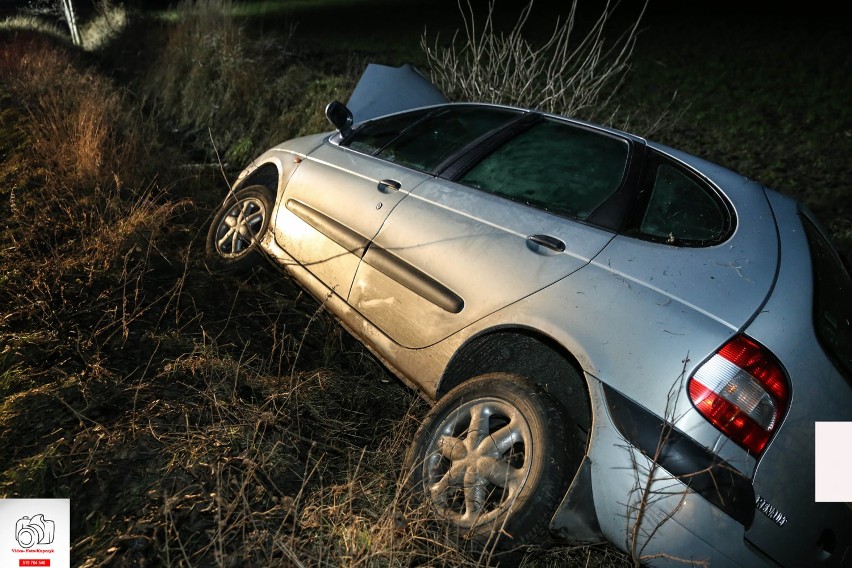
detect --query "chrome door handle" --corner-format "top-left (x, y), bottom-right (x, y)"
top-left (378, 179), bottom-right (401, 192)
top-left (528, 234), bottom-right (566, 253)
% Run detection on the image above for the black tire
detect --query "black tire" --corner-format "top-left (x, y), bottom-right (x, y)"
top-left (205, 185), bottom-right (274, 274)
top-left (405, 373), bottom-right (583, 558)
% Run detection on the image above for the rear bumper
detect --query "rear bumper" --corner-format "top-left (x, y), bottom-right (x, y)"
top-left (550, 376), bottom-right (781, 567)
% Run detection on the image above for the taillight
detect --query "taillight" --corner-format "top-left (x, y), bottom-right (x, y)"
top-left (688, 335), bottom-right (789, 455)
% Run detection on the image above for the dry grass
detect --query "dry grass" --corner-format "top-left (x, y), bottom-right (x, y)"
top-left (79, 1), bottom-right (127, 51)
top-left (0, 15), bottom-right (68, 41)
top-left (0, 23), bottom-right (634, 564)
top-left (0, 2), bottom-right (126, 50)
top-left (137, 0), bottom-right (354, 167)
top-left (2, 33), bottom-right (158, 191)
top-left (8, 2), bottom-right (843, 566)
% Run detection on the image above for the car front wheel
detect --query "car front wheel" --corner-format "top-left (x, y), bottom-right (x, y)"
top-left (406, 372), bottom-right (582, 554)
top-left (205, 185), bottom-right (273, 273)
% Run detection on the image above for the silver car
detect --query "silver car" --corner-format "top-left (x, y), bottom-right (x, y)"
top-left (206, 65), bottom-right (852, 567)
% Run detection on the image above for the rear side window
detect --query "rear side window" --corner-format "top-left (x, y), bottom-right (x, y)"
top-left (641, 164), bottom-right (728, 242)
top-left (458, 119), bottom-right (629, 220)
top-left (802, 214), bottom-right (852, 380)
top-left (628, 154), bottom-right (732, 246)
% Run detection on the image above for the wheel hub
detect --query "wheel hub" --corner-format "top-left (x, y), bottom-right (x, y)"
top-left (424, 399), bottom-right (533, 527)
top-left (215, 196), bottom-right (266, 257)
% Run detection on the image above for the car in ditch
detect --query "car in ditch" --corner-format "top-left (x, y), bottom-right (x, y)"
top-left (205, 64), bottom-right (852, 567)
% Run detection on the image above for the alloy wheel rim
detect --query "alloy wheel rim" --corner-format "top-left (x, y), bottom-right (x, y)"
top-left (215, 196), bottom-right (266, 258)
top-left (423, 397), bottom-right (533, 528)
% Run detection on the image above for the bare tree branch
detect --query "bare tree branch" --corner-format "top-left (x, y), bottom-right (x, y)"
top-left (420, 0), bottom-right (648, 123)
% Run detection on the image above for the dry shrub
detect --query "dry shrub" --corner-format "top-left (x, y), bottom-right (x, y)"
top-left (138, 0), bottom-right (354, 167)
top-left (151, 0), bottom-right (248, 126)
top-left (3, 34), bottom-right (157, 190)
top-left (0, 15), bottom-right (68, 42)
top-left (80, 0), bottom-right (127, 51)
top-left (0, 29), bottom-right (73, 79)
top-left (0, 31), bottom-right (184, 373)
top-left (141, 0), bottom-right (267, 164)
top-left (30, 85), bottom-right (123, 186)
top-left (421, 0), bottom-right (647, 123)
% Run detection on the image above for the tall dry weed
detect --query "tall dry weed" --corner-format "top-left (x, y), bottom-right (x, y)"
top-left (5, 36), bottom-right (157, 190)
top-left (142, 0), bottom-right (262, 162)
top-left (0, 32), bottom-right (183, 369)
top-left (138, 0), bottom-right (354, 167)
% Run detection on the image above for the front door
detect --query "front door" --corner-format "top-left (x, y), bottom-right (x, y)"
top-left (273, 142), bottom-right (428, 299)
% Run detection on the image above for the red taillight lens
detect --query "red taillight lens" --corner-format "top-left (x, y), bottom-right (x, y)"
top-left (688, 335), bottom-right (789, 455)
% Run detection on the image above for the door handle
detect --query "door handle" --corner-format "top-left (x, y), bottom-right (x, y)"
top-left (378, 179), bottom-right (401, 192)
top-left (527, 234), bottom-right (566, 253)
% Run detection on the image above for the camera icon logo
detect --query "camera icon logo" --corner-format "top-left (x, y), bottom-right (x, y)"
top-left (15, 514), bottom-right (55, 549)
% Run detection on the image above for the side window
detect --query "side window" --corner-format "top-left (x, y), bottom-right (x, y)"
top-left (375, 106), bottom-right (520, 173)
top-left (639, 161), bottom-right (729, 244)
top-left (458, 119), bottom-right (629, 220)
top-left (344, 109), bottom-right (430, 155)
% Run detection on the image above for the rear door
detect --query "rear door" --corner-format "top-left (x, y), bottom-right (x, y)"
top-left (349, 117), bottom-right (633, 348)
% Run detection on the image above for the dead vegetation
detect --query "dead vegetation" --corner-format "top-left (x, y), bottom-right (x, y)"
top-left (135, 0), bottom-right (355, 167)
top-left (421, 0), bottom-right (647, 124)
top-left (1, 1), bottom-right (848, 566)
top-left (0, 14), bottom-right (629, 568)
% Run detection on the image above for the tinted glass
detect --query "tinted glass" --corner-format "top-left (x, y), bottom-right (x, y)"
top-left (376, 106), bottom-right (519, 172)
top-left (640, 163), bottom-right (727, 243)
top-left (803, 214), bottom-right (852, 381)
top-left (345, 109), bottom-right (430, 155)
top-left (458, 119), bottom-right (629, 220)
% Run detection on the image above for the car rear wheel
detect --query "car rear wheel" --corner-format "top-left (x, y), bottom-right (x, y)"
top-left (406, 372), bottom-right (581, 557)
top-left (205, 185), bottom-right (273, 273)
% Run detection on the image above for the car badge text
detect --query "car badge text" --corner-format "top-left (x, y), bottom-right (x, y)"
top-left (755, 495), bottom-right (788, 527)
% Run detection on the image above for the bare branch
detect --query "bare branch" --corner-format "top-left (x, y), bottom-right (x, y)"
top-left (421, 0), bottom-right (648, 123)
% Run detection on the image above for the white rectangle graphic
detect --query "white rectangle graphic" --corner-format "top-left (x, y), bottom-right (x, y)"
top-left (815, 422), bottom-right (852, 502)
top-left (0, 498), bottom-right (70, 568)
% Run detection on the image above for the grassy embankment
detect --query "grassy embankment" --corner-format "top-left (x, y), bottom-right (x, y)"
top-left (0, 3), bottom-right (629, 566)
top-left (0, 1), bottom-right (848, 566)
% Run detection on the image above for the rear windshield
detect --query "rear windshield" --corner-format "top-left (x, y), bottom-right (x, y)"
top-left (802, 212), bottom-right (852, 380)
